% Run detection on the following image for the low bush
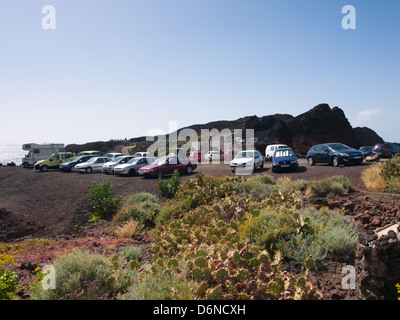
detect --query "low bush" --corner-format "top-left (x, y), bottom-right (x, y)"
top-left (239, 206), bottom-right (359, 264)
top-left (380, 155), bottom-right (400, 181)
top-left (86, 180), bottom-right (120, 222)
top-left (0, 255), bottom-right (22, 300)
top-left (30, 250), bottom-right (131, 300)
top-left (305, 176), bottom-right (350, 197)
top-left (123, 192), bottom-right (158, 207)
top-left (386, 177), bottom-right (400, 194)
top-left (362, 163), bottom-right (386, 192)
top-left (118, 271), bottom-right (195, 300)
top-left (113, 219), bottom-right (143, 238)
top-left (120, 245), bottom-right (142, 262)
top-left (112, 201), bottom-right (160, 228)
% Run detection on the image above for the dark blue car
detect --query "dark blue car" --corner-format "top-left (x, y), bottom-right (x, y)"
top-left (307, 143), bottom-right (364, 167)
top-left (271, 148), bottom-right (298, 173)
top-left (359, 146), bottom-right (373, 158)
top-left (59, 155), bottom-right (97, 172)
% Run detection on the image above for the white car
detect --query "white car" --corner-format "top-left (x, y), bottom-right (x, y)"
top-left (265, 144), bottom-right (289, 158)
top-left (114, 156), bottom-right (156, 176)
top-left (132, 152), bottom-right (152, 158)
top-left (102, 156), bottom-right (136, 174)
top-left (103, 152), bottom-right (124, 159)
top-left (74, 157), bottom-right (111, 174)
top-left (203, 151), bottom-right (221, 162)
top-left (230, 150), bottom-right (264, 175)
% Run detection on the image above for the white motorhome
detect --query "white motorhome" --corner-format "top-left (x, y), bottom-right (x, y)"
top-left (22, 143), bottom-right (65, 168)
top-left (265, 144), bottom-right (289, 158)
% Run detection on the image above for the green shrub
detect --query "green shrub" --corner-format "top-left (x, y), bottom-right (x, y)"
top-left (123, 192), bottom-right (158, 207)
top-left (118, 271), bottom-right (195, 300)
top-left (239, 206), bottom-right (359, 264)
top-left (0, 269), bottom-right (22, 300)
top-left (120, 246), bottom-right (142, 262)
top-left (386, 177), bottom-right (400, 194)
top-left (86, 180), bottom-right (120, 222)
top-left (236, 176), bottom-right (274, 202)
top-left (112, 201), bottom-right (160, 228)
top-left (158, 170), bottom-right (181, 199)
top-left (305, 176), bottom-right (350, 197)
top-left (30, 250), bottom-right (131, 300)
top-left (380, 155), bottom-right (400, 181)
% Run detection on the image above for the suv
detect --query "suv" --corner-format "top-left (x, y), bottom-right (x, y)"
top-left (307, 143), bottom-right (363, 167)
top-left (34, 152), bottom-right (76, 172)
top-left (230, 150), bottom-right (264, 174)
top-left (372, 143), bottom-right (400, 158)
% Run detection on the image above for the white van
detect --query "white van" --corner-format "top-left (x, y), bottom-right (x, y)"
top-left (265, 144), bottom-right (289, 158)
top-left (22, 143), bottom-right (65, 168)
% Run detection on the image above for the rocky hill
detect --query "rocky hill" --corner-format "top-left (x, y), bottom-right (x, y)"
top-left (66, 104), bottom-right (384, 156)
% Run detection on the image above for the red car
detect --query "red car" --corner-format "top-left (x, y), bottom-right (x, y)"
top-left (189, 151), bottom-right (203, 163)
top-left (138, 155), bottom-right (197, 178)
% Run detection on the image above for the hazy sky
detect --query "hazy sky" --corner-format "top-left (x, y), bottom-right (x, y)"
top-left (0, 0), bottom-right (399, 146)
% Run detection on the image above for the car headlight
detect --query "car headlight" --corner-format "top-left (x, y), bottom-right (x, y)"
top-left (291, 160), bottom-right (298, 164)
top-left (340, 153), bottom-right (350, 157)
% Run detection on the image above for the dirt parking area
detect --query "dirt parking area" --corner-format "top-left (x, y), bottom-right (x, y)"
top-left (0, 159), bottom-right (381, 241)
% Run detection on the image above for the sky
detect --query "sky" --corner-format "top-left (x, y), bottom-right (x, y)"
top-left (0, 0), bottom-right (399, 146)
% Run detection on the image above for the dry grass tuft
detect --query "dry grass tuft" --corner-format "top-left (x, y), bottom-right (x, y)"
top-left (113, 219), bottom-right (143, 238)
top-left (361, 163), bottom-right (386, 192)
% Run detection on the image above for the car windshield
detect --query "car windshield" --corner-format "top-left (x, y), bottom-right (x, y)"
top-left (86, 157), bottom-right (97, 164)
top-left (152, 157), bottom-right (168, 165)
top-left (235, 151), bottom-right (254, 158)
top-left (110, 157), bottom-right (124, 163)
top-left (328, 144), bottom-right (351, 151)
top-left (275, 149), bottom-right (295, 157)
top-left (127, 158), bottom-right (140, 164)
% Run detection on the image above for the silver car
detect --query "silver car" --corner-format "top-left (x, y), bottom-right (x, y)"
top-left (114, 156), bottom-right (156, 176)
top-left (102, 156), bottom-right (136, 174)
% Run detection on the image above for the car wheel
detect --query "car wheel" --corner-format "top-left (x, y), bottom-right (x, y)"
top-left (86, 167), bottom-right (93, 174)
top-left (23, 162), bottom-right (30, 169)
top-left (128, 169), bottom-right (135, 176)
top-left (307, 157), bottom-right (314, 166)
top-left (40, 165), bottom-right (48, 172)
top-left (272, 167), bottom-right (277, 173)
top-left (332, 156), bottom-right (339, 167)
top-left (260, 161), bottom-right (264, 169)
top-left (156, 170), bottom-right (163, 179)
top-left (186, 165), bottom-right (193, 174)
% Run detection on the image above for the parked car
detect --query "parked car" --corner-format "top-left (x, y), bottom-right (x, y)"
top-left (189, 151), bottom-right (203, 163)
top-left (222, 150), bottom-right (237, 161)
top-left (77, 151), bottom-right (101, 156)
top-left (114, 156), bottom-right (156, 176)
top-left (138, 155), bottom-right (197, 178)
top-left (132, 152), bottom-right (153, 158)
top-left (59, 155), bottom-right (97, 172)
top-left (74, 157), bottom-right (111, 173)
top-left (359, 146), bottom-right (373, 158)
top-left (230, 150), bottom-right (264, 174)
top-left (265, 144), bottom-right (289, 158)
top-left (34, 152), bottom-right (76, 172)
top-left (372, 143), bottom-right (400, 158)
top-left (103, 152), bottom-right (124, 159)
top-left (306, 143), bottom-right (364, 167)
top-left (102, 156), bottom-right (136, 174)
top-left (271, 148), bottom-right (299, 173)
top-left (204, 151), bottom-right (221, 162)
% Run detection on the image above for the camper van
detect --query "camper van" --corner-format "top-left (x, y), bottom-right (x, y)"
top-left (22, 143), bottom-right (65, 168)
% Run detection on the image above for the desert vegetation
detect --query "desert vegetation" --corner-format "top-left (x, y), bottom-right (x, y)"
top-left (0, 171), bottom-right (363, 300)
top-left (362, 156), bottom-right (400, 193)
